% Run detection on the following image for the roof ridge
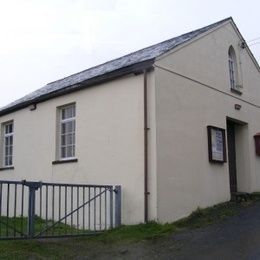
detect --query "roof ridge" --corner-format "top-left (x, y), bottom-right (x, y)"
top-left (0, 17), bottom-right (232, 115)
top-left (47, 17), bottom-right (232, 86)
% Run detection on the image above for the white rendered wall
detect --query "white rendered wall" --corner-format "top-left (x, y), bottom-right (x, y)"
top-left (154, 21), bottom-right (260, 223)
top-left (0, 73), bottom-right (156, 225)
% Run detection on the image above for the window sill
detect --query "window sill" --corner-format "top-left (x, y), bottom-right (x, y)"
top-left (52, 158), bottom-right (78, 165)
top-left (230, 88), bottom-right (242, 95)
top-left (0, 166), bottom-right (14, 171)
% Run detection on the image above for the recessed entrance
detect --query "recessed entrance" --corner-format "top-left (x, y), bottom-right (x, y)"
top-left (226, 118), bottom-right (248, 194)
top-left (227, 120), bottom-right (237, 192)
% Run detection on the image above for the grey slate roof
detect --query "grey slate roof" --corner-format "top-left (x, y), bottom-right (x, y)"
top-left (0, 17), bottom-right (231, 116)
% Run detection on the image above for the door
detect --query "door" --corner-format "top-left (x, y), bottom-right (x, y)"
top-left (227, 120), bottom-right (237, 193)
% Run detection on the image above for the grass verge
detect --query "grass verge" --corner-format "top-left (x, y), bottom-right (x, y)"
top-left (96, 199), bottom-right (256, 242)
top-left (0, 216), bottom-right (79, 238)
top-left (0, 197), bottom-right (259, 259)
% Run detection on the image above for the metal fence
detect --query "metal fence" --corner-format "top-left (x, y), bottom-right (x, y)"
top-left (0, 180), bottom-right (121, 239)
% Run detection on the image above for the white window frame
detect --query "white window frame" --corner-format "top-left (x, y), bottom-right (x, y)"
top-left (228, 47), bottom-right (238, 90)
top-left (2, 121), bottom-right (14, 167)
top-left (58, 104), bottom-right (76, 160)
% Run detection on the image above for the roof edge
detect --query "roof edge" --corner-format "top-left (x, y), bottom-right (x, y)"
top-left (45, 18), bottom-right (232, 88)
top-left (0, 59), bottom-right (154, 117)
top-left (228, 18), bottom-right (260, 72)
top-left (155, 17), bottom-right (232, 62)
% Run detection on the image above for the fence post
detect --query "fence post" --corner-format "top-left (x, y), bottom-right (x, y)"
top-left (25, 181), bottom-right (42, 238)
top-left (28, 186), bottom-right (36, 238)
top-left (109, 187), bottom-right (113, 229)
top-left (114, 185), bottom-right (121, 228)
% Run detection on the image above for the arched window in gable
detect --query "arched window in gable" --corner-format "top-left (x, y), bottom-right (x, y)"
top-left (228, 46), bottom-right (238, 89)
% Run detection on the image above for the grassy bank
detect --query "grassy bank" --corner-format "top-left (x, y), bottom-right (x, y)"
top-left (0, 198), bottom-right (258, 259)
top-left (95, 199), bottom-right (253, 242)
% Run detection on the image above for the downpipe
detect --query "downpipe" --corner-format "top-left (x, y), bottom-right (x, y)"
top-left (143, 69), bottom-right (149, 223)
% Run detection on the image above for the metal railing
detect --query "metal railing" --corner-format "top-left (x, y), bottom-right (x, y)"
top-left (0, 180), bottom-right (121, 239)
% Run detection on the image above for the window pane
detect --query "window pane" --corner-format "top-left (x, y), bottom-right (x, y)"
top-left (5, 137), bottom-right (9, 146)
top-left (4, 156), bottom-right (12, 166)
top-left (72, 133), bottom-right (75, 145)
top-left (5, 146), bottom-right (8, 156)
top-left (64, 108), bottom-right (69, 119)
top-left (61, 135), bottom-right (66, 146)
top-left (5, 124), bottom-right (9, 134)
top-left (66, 134), bottom-right (71, 145)
top-left (67, 147), bottom-right (71, 158)
top-left (61, 105), bottom-right (75, 120)
top-left (5, 123), bottom-right (13, 134)
top-left (61, 121), bottom-right (75, 135)
top-left (61, 123), bottom-right (66, 134)
top-left (62, 109), bottom-right (66, 120)
top-left (67, 107), bottom-right (72, 118)
top-left (68, 134), bottom-right (75, 145)
top-left (71, 106), bottom-right (75, 117)
top-left (9, 124), bottom-right (13, 133)
top-left (67, 121), bottom-right (73, 133)
top-left (71, 120), bottom-right (75, 132)
top-left (72, 145), bottom-right (75, 157)
top-left (67, 146), bottom-right (73, 158)
top-left (61, 147), bottom-right (66, 158)
top-left (5, 157), bottom-right (8, 166)
top-left (9, 156), bottom-right (12, 166)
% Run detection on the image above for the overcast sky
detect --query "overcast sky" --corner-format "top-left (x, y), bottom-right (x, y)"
top-left (0, 0), bottom-right (259, 108)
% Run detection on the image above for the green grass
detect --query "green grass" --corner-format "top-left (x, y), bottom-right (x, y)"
top-left (96, 200), bottom-right (252, 242)
top-left (0, 199), bottom-right (258, 259)
top-left (0, 215), bottom-right (84, 238)
top-left (107, 195), bottom-right (260, 242)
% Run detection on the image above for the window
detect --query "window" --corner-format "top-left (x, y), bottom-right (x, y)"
top-left (228, 46), bottom-right (238, 90)
top-left (59, 104), bottom-right (76, 160)
top-left (2, 121), bottom-right (14, 167)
